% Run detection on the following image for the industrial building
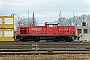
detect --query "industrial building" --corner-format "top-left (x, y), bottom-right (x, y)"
top-left (76, 22), bottom-right (90, 42)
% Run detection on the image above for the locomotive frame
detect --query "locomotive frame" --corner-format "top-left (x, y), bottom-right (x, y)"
top-left (15, 22), bottom-right (77, 42)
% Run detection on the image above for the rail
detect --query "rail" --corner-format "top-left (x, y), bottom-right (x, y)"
top-left (0, 42), bottom-right (89, 54)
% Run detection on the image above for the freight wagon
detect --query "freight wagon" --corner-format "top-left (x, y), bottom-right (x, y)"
top-left (15, 22), bottom-right (77, 42)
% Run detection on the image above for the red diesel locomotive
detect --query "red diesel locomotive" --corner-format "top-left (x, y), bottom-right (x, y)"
top-left (15, 22), bottom-right (77, 42)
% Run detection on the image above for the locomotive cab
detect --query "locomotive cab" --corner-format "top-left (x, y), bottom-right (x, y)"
top-left (45, 22), bottom-right (59, 35)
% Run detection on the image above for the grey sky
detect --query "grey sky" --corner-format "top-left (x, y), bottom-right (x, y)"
top-left (0, 0), bottom-right (90, 24)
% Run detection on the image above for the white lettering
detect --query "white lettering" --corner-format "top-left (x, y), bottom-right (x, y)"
top-left (32, 28), bottom-right (41, 31)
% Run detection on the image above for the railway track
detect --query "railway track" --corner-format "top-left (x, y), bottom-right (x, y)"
top-left (0, 42), bottom-right (90, 54)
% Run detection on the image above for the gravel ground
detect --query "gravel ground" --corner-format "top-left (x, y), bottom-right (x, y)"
top-left (0, 54), bottom-right (90, 60)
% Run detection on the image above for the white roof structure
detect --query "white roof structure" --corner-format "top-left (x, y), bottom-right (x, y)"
top-left (46, 22), bottom-right (59, 25)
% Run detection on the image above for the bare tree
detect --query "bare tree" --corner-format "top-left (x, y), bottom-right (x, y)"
top-left (15, 12), bottom-right (37, 31)
top-left (58, 14), bottom-right (90, 26)
top-left (86, 15), bottom-right (90, 26)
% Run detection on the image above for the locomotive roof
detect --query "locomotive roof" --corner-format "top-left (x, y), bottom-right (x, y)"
top-left (46, 22), bottom-right (59, 25)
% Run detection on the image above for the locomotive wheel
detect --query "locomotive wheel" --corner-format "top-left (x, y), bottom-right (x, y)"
top-left (65, 38), bottom-right (71, 42)
top-left (55, 40), bottom-right (59, 42)
top-left (60, 37), bottom-right (64, 41)
top-left (53, 37), bottom-right (59, 42)
top-left (34, 39), bottom-right (39, 42)
top-left (22, 39), bottom-right (27, 42)
top-left (22, 37), bottom-right (27, 42)
top-left (15, 39), bottom-right (19, 42)
top-left (34, 37), bottom-right (39, 42)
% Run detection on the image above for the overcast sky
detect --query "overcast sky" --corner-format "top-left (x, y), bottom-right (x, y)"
top-left (0, 0), bottom-right (90, 24)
